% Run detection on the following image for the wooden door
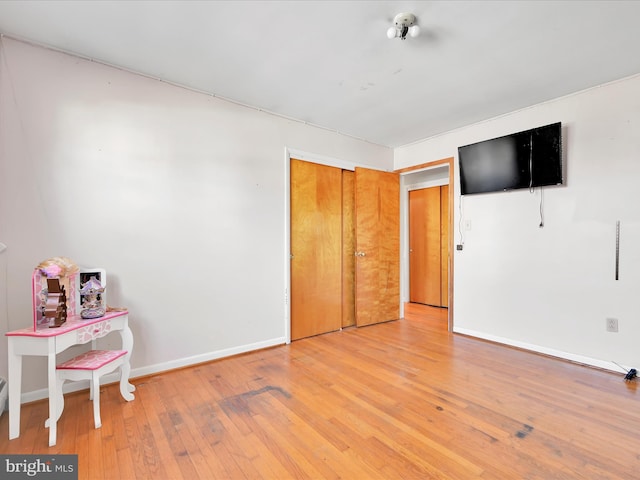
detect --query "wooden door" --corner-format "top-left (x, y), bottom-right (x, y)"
top-left (290, 159), bottom-right (343, 340)
top-left (408, 185), bottom-right (449, 307)
top-left (342, 170), bottom-right (356, 328)
top-left (354, 167), bottom-right (400, 327)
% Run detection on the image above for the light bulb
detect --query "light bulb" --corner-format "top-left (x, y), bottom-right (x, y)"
top-left (387, 27), bottom-right (398, 39)
top-left (409, 25), bottom-right (420, 38)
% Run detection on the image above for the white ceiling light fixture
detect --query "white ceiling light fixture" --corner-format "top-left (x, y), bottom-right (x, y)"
top-left (387, 13), bottom-right (420, 40)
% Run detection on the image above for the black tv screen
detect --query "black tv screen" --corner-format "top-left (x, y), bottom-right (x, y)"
top-left (458, 122), bottom-right (562, 195)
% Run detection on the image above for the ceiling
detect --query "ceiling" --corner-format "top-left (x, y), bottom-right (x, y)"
top-left (1, 1), bottom-right (640, 148)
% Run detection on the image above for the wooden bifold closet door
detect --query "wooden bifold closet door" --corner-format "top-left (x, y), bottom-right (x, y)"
top-left (290, 159), bottom-right (343, 340)
top-left (354, 167), bottom-right (400, 327)
top-left (290, 160), bottom-right (400, 340)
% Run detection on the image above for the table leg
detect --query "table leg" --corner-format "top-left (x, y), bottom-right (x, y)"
top-left (119, 323), bottom-right (136, 396)
top-left (8, 339), bottom-right (22, 440)
top-left (47, 351), bottom-right (57, 447)
top-left (119, 355), bottom-right (135, 401)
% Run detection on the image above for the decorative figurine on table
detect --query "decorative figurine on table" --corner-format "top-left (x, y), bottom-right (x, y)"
top-left (33, 256), bottom-right (79, 329)
top-left (44, 278), bottom-right (68, 327)
top-left (79, 275), bottom-right (106, 319)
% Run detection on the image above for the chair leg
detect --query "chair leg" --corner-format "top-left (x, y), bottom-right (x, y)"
top-left (55, 378), bottom-right (65, 423)
top-left (92, 373), bottom-right (102, 429)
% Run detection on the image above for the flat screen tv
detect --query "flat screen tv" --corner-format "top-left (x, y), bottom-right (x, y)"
top-left (458, 122), bottom-right (563, 195)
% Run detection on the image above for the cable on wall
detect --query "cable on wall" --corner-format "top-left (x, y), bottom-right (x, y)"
top-left (528, 132), bottom-right (534, 192)
top-left (458, 193), bottom-right (465, 248)
top-left (526, 131), bottom-right (546, 227)
top-left (539, 188), bottom-right (544, 228)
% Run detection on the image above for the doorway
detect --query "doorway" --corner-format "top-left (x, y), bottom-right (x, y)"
top-left (399, 159), bottom-right (453, 329)
top-left (409, 185), bottom-right (449, 307)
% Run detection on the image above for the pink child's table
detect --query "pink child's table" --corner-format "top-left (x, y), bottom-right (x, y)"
top-left (5, 310), bottom-right (135, 446)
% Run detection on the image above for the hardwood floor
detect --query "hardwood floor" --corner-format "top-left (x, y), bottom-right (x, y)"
top-left (2, 310), bottom-right (639, 479)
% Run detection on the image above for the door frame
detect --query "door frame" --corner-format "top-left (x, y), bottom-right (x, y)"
top-left (284, 149), bottom-right (453, 341)
top-left (396, 157), bottom-right (454, 331)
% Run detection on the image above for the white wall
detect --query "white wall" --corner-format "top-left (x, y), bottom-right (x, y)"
top-left (0, 37), bottom-right (393, 399)
top-left (396, 74), bottom-right (640, 372)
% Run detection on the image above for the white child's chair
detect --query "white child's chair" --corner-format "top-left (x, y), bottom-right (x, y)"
top-left (53, 349), bottom-right (131, 429)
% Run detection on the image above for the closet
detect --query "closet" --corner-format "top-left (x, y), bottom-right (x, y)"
top-left (290, 159), bottom-right (399, 340)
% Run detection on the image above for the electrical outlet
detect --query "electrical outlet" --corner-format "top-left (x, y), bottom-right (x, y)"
top-left (456, 244), bottom-right (463, 251)
top-left (606, 318), bottom-right (619, 332)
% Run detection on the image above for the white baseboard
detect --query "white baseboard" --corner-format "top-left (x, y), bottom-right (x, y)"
top-left (452, 326), bottom-right (623, 373)
top-left (19, 336), bottom-right (287, 405)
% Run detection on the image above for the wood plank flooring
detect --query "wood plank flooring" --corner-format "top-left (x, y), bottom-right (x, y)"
top-left (1, 308), bottom-right (639, 479)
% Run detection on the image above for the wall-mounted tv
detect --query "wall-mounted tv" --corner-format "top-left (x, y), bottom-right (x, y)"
top-left (458, 122), bottom-right (563, 195)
